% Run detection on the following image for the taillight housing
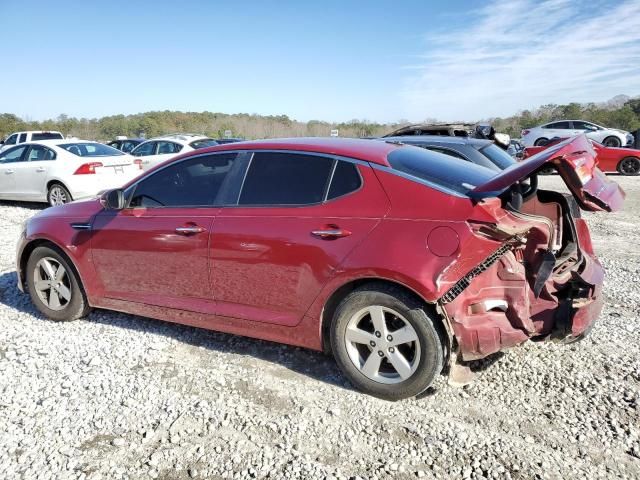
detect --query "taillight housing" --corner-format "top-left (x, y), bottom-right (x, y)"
top-left (521, 129), bottom-right (530, 136)
top-left (73, 162), bottom-right (103, 175)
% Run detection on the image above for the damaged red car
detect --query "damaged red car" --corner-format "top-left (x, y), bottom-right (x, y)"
top-left (16, 135), bottom-right (624, 400)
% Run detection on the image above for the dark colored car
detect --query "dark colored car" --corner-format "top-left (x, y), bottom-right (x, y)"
top-left (381, 135), bottom-right (516, 171)
top-left (384, 123), bottom-right (475, 138)
top-left (107, 139), bottom-right (144, 153)
top-left (16, 136), bottom-right (623, 400)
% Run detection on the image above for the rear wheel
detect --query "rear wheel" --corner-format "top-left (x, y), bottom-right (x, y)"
top-left (533, 137), bottom-right (549, 146)
top-left (47, 183), bottom-right (72, 206)
top-left (26, 246), bottom-right (90, 321)
top-left (603, 136), bottom-right (622, 148)
top-left (330, 283), bottom-right (444, 401)
top-left (617, 156), bottom-right (640, 176)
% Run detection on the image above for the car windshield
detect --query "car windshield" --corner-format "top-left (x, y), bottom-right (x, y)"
top-left (386, 145), bottom-right (495, 196)
top-left (32, 132), bottom-right (63, 141)
top-left (190, 139), bottom-right (219, 149)
top-left (60, 142), bottom-right (124, 157)
top-left (479, 144), bottom-right (516, 169)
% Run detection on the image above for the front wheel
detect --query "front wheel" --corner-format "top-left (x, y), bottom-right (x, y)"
top-left (533, 137), bottom-right (549, 147)
top-left (330, 283), bottom-right (444, 400)
top-left (26, 246), bottom-right (90, 321)
top-left (603, 136), bottom-right (622, 148)
top-left (617, 156), bottom-right (640, 176)
top-left (47, 183), bottom-right (72, 206)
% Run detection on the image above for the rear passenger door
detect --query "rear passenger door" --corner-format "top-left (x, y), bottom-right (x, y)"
top-left (210, 151), bottom-right (390, 327)
top-left (14, 145), bottom-right (56, 200)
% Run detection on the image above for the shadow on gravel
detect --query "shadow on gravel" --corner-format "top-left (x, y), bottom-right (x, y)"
top-left (0, 270), bottom-right (352, 392)
top-left (0, 200), bottom-right (46, 211)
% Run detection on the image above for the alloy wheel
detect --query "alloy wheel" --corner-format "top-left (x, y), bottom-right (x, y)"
top-left (49, 186), bottom-right (68, 205)
top-left (620, 157), bottom-right (640, 175)
top-left (344, 306), bottom-right (421, 384)
top-left (33, 257), bottom-right (72, 311)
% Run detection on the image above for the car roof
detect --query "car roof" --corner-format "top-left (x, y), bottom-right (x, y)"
top-left (186, 137), bottom-right (403, 166)
top-left (17, 139), bottom-right (98, 147)
top-left (381, 135), bottom-right (493, 149)
top-left (150, 133), bottom-right (211, 142)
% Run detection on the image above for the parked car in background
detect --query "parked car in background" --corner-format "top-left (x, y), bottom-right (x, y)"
top-left (16, 136), bottom-right (623, 400)
top-left (0, 140), bottom-right (140, 206)
top-left (380, 135), bottom-right (516, 171)
top-left (0, 131), bottom-right (64, 153)
top-left (107, 138), bottom-right (144, 153)
top-left (521, 120), bottom-right (632, 147)
top-left (507, 139), bottom-right (525, 159)
top-left (130, 134), bottom-right (218, 170)
top-left (524, 137), bottom-right (640, 175)
top-left (214, 138), bottom-right (245, 144)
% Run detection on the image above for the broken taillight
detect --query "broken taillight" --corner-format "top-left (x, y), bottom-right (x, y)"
top-left (73, 162), bottom-right (103, 175)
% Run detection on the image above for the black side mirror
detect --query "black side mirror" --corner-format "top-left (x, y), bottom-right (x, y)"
top-left (101, 189), bottom-right (125, 210)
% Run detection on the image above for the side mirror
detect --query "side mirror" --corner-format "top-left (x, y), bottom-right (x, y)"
top-left (101, 189), bottom-right (125, 210)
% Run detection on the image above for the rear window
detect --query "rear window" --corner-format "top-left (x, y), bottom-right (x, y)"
top-left (386, 146), bottom-right (495, 196)
top-left (479, 144), bottom-right (516, 170)
top-left (32, 132), bottom-right (63, 141)
top-left (190, 139), bottom-right (219, 149)
top-left (60, 142), bottom-right (123, 157)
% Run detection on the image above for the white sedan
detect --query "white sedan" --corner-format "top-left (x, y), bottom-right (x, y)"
top-left (130, 134), bottom-right (219, 171)
top-left (0, 140), bottom-right (142, 206)
top-left (521, 120), bottom-right (632, 147)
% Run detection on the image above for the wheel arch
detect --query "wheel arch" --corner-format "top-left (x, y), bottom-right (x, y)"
top-left (19, 238), bottom-right (89, 300)
top-left (319, 277), bottom-right (452, 359)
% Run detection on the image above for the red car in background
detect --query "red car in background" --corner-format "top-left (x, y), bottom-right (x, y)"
top-left (524, 137), bottom-right (640, 175)
top-left (16, 136), bottom-right (624, 400)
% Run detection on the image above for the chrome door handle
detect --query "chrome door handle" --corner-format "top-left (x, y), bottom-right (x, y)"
top-left (4, 169), bottom-right (14, 174)
top-left (311, 228), bottom-right (352, 239)
top-left (36, 167), bottom-right (46, 172)
top-left (175, 225), bottom-right (206, 235)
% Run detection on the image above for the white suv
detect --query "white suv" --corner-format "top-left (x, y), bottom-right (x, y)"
top-left (521, 120), bottom-right (632, 147)
top-left (130, 134), bottom-right (219, 171)
top-left (0, 131), bottom-right (64, 153)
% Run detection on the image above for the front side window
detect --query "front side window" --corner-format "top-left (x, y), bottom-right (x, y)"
top-left (239, 152), bottom-right (334, 205)
top-left (0, 145), bottom-right (27, 163)
top-left (4, 134), bottom-right (18, 145)
top-left (132, 142), bottom-right (156, 156)
top-left (129, 153), bottom-right (240, 208)
top-left (156, 141), bottom-right (182, 155)
top-left (60, 142), bottom-right (123, 157)
top-left (27, 145), bottom-right (56, 161)
top-left (121, 141), bottom-right (138, 153)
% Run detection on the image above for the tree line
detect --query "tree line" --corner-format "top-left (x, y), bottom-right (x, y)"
top-left (1, 97), bottom-right (639, 141)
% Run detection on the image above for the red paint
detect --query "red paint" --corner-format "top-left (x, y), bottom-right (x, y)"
top-left (16, 137), bottom-right (621, 362)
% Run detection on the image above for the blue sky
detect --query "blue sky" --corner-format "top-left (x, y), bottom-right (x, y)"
top-left (1, 0), bottom-right (639, 123)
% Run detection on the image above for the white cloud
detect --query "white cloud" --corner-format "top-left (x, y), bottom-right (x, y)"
top-left (402, 0), bottom-right (640, 121)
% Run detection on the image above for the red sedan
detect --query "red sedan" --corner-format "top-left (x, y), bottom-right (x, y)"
top-left (524, 137), bottom-right (640, 175)
top-left (16, 136), bottom-right (624, 400)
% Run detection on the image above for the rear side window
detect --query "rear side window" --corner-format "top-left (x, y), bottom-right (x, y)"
top-left (129, 153), bottom-right (239, 207)
top-left (545, 121), bottom-right (570, 129)
top-left (27, 145), bottom-right (56, 161)
top-left (32, 132), bottom-right (63, 141)
top-left (423, 146), bottom-right (468, 161)
top-left (60, 142), bottom-right (123, 157)
top-left (387, 146), bottom-right (494, 196)
top-left (18, 133), bottom-right (27, 143)
top-left (239, 152), bottom-right (333, 205)
top-left (478, 144), bottom-right (516, 170)
top-left (157, 141), bottom-right (182, 154)
top-left (328, 161), bottom-right (361, 199)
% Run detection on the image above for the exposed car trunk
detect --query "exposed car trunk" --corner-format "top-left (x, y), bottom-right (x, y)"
top-left (438, 135), bottom-right (623, 361)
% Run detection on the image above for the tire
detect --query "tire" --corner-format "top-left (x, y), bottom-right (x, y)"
top-left (617, 156), bottom-right (640, 176)
top-left (603, 136), bottom-right (622, 148)
top-left (47, 183), bottom-right (72, 206)
top-left (26, 245), bottom-right (90, 321)
top-left (330, 283), bottom-right (444, 401)
top-left (534, 138), bottom-right (549, 147)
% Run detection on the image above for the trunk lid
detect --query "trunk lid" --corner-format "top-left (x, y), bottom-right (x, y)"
top-left (470, 135), bottom-right (625, 212)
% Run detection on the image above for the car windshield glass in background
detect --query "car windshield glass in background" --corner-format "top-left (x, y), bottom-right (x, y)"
top-left (386, 146), bottom-right (495, 195)
top-left (32, 132), bottom-right (64, 141)
top-left (60, 142), bottom-right (124, 157)
top-left (479, 144), bottom-right (516, 169)
top-left (190, 139), bottom-right (219, 149)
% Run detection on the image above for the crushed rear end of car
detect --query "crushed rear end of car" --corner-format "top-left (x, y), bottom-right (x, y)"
top-left (436, 135), bottom-right (624, 362)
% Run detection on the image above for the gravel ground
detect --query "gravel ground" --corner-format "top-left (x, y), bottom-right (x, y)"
top-left (0, 176), bottom-right (638, 480)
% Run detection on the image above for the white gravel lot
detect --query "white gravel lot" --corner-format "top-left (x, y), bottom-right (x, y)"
top-left (0, 176), bottom-right (638, 480)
